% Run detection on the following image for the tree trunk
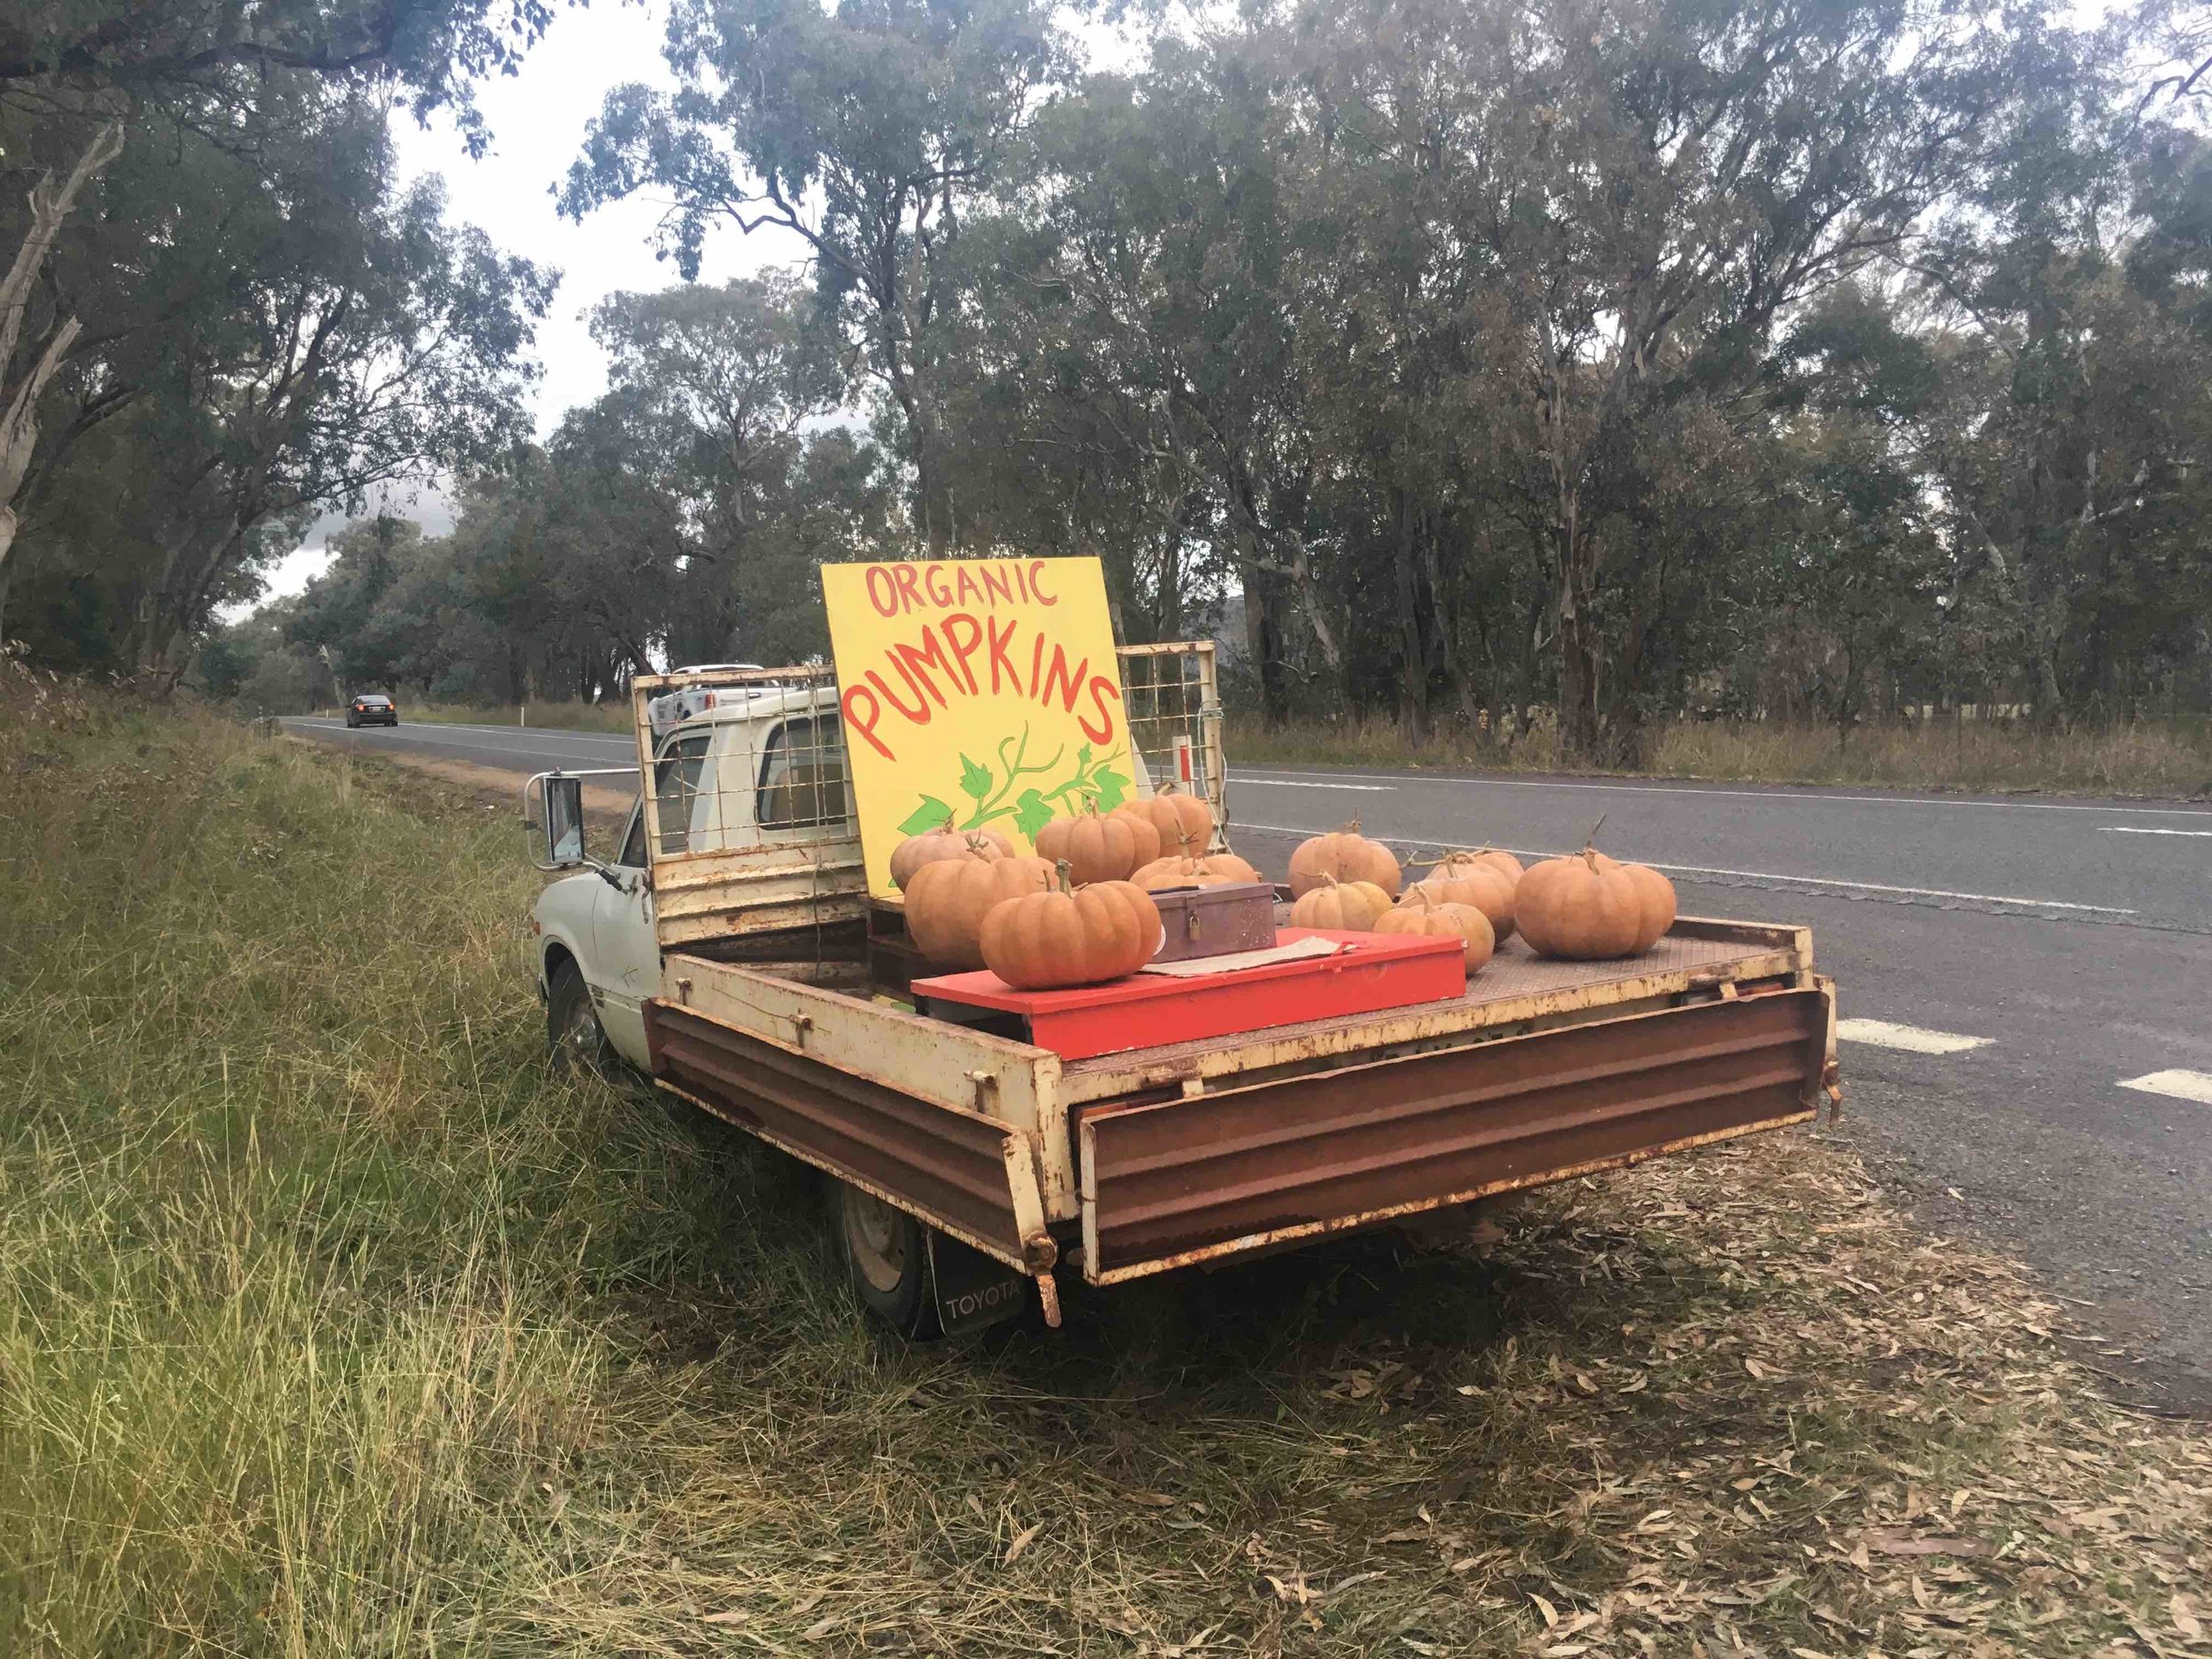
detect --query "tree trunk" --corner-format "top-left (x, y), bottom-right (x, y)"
top-left (1393, 488), bottom-right (1429, 741)
top-left (1555, 510), bottom-right (1603, 762)
top-left (1243, 571), bottom-right (1290, 723)
top-left (0, 121), bottom-right (127, 643)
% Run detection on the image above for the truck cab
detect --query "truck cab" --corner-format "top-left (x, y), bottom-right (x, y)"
top-left (532, 678), bottom-right (856, 1071)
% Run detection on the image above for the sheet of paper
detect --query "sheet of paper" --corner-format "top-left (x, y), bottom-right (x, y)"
top-left (1137, 935), bottom-right (1345, 978)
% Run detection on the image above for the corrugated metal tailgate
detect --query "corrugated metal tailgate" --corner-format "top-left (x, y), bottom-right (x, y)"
top-left (648, 1002), bottom-right (1054, 1272)
top-left (1077, 985), bottom-right (1831, 1285)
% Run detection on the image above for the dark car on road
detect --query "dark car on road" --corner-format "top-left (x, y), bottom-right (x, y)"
top-left (345, 693), bottom-right (398, 728)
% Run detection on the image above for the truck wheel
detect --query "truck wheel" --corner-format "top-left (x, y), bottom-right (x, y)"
top-left (547, 961), bottom-right (614, 1079)
top-left (827, 1178), bottom-right (944, 1340)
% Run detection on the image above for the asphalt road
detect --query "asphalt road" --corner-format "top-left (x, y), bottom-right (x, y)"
top-left (290, 716), bottom-right (2212, 1404)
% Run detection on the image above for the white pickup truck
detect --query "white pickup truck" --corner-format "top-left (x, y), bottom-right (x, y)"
top-left (530, 653), bottom-right (1839, 1340)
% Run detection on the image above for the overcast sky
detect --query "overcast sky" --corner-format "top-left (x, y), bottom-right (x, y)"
top-left (257, 2), bottom-right (1155, 613)
top-left (263, 0), bottom-right (796, 605)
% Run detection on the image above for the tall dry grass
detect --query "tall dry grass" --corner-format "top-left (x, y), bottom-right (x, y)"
top-left (0, 679), bottom-right (782, 1652)
top-left (1228, 712), bottom-right (2212, 797)
top-left (5, 675), bottom-right (2208, 1655)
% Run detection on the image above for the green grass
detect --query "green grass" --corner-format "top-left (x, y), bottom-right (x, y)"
top-left (1227, 713), bottom-right (2212, 798)
top-left (4, 675), bottom-right (2208, 1655)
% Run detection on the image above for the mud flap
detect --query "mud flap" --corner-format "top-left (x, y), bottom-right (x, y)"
top-left (927, 1232), bottom-right (1032, 1337)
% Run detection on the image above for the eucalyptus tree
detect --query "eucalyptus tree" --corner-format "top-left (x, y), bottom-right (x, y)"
top-left (1, 0), bottom-right (568, 650)
top-left (562, 0), bottom-right (1075, 552)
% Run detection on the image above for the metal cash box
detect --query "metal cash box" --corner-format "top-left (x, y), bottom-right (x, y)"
top-left (1147, 880), bottom-right (1278, 963)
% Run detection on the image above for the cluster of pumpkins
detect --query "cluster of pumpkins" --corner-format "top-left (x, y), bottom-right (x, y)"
top-left (1284, 820), bottom-right (1678, 972)
top-left (892, 787), bottom-right (1256, 991)
top-left (893, 795), bottom-right (1680, 995)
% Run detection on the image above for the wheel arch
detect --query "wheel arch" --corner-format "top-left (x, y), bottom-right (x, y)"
top-left (541, 936), bottom-right (580, 995)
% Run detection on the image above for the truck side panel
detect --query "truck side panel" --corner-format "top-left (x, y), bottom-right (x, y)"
top-left (1077, 983), bottom-right (1831, 1284)
top-left (662, 952), bottom-right (1064, 1157)
top-left (648, 1002), bottom-right (1056, 1273)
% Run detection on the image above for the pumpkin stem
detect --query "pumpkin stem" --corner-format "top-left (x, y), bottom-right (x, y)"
top-left (1585, 811), bottom-right (1608, 850)
top-left (1411, 846), bottom-right (1484, 871)
top-left (1053, 857), bottom-right (1074, 895)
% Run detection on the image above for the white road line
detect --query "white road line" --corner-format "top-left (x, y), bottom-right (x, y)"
top-left (1836, 1019), bottom-right (1993, 1056)
top-left (1229, 766), bottom-right (2212, 819)
top-left (1227, 820), bottom-right (2138, 916)
top-left (286, 723), bottom-right (632, 761)
top-left (2099, 826), bottom-right (2212, 837)
top-left (1618, 859), bottom-right (2138, 916)
top-left (2117, 1070), bottom-right (2212, 1105)
top-left (1234, 776), bottom-right (1396, 792)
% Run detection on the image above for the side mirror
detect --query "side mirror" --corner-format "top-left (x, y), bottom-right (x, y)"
top-left (543, 774), bottom-right (587, 868)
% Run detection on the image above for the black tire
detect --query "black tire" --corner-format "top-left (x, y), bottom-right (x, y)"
top-left (345, 717), bottom-right (358, 728)
top-left (825, 1176), bottom-right (944, 1340)
top-left (546, 960), bottom-right (615, 1079)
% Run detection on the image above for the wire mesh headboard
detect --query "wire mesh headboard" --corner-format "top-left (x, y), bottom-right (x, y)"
top-left (1115, 641), bottom-right (1227, 851)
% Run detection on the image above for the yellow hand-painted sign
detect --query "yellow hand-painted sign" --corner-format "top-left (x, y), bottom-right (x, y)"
top-left (822, 557), bottom-right (1132, 898)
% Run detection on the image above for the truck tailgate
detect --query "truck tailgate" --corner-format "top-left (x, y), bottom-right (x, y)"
top-left (1077, 983), bottom-right (1831, 1284)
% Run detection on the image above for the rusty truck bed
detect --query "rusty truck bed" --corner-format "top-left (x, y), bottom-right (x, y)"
top-left (644, 918), bottom-right (1836, 1304)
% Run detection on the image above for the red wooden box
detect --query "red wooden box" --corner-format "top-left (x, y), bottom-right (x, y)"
top-left (910, 929), bottom-right (1467, 1061)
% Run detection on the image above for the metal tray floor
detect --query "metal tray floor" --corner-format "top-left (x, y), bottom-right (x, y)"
top-left (1063, 927), bottom-right (1778, 1078)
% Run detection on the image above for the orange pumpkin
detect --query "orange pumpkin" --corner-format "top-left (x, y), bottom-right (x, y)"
top-left (1129, 785), bottom-right (1214, 854)
top-left (1287, 821), bottom-right (1402, 899)
top-left (887, 819), bottom-right (1012, 889)
top-left (1373, 889), bottom-right (1495, 972)
top-left (1287, 874), bottom-right (1394, 931)
top-left (980, 867), bottom-right (1163, 989)
top-left (1104, 805), bottom-right (1164, 870)
top-left (1131, 850), bottom-right (1263, 891)
top-left (1410, 864), bottom-right (1517, 942)
top-left (1034, 803), bottom-right (1152, 885)
top-left (1431, 847), bottom-right (1524, 885)
top-left (1516, 847), bottom-right (1676, 960)
top-left (904, 854), bottom-right (1056, 971)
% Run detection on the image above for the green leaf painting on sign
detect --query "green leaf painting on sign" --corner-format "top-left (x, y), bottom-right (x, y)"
top-left (1012, 788), bottom-right (1054, 841)
top-left (896, 795), bottom-right (956, 836)
top-left (901, 724), bottom-right (1130, 841)
top-left (957, 753), bottom-right (994, 802)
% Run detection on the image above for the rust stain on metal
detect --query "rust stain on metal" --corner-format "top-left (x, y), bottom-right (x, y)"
top-left (649, 1002), bottom-right (1036, 1263)
top-left (1085, 1110), bottom-right (1815, 1284)
top-left (1058, 926), bottom-right (1816, 1107)
top-left (1077, 986), bottom-right (1832, 1284)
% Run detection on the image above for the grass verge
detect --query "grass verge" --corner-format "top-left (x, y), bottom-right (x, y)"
top-left (1228, 715), bottom-right (2212, 798)
top-left (396, 700), bottom-right (634, 734)
top-left (4, 677), bottom-right (2208, 1655)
